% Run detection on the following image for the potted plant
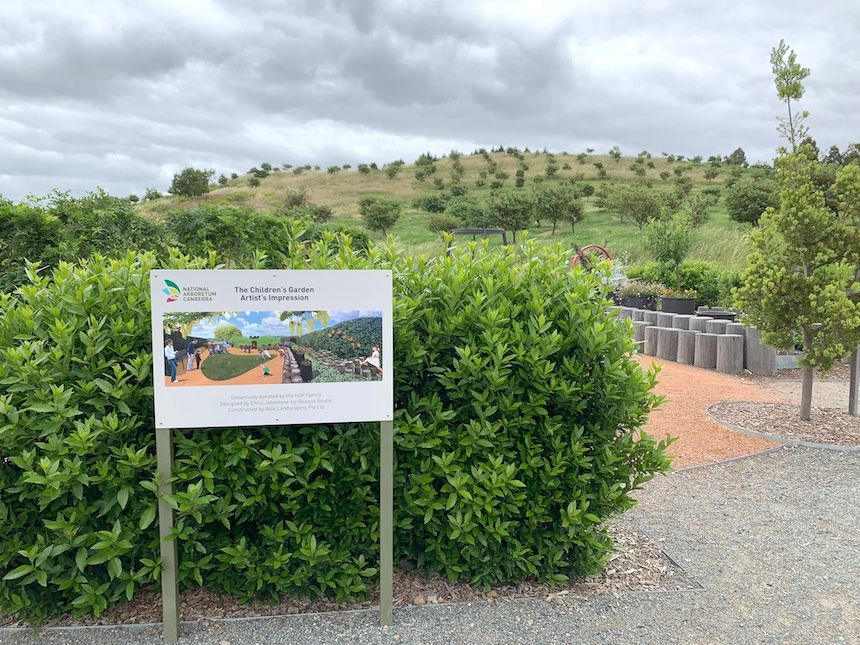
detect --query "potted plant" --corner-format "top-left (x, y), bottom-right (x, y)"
top-left (660, 288), bottom-right (697, 314)
top-left (617, 280), bottom-right (666, 310)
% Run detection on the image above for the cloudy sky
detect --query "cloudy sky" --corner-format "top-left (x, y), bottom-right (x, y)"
top-left (1, 0), bottom-right (857, 199)
top-left (189, 310), bottom-right (381, 338)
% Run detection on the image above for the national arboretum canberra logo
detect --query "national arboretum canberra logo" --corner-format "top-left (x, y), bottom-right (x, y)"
top-left (163, 279), bottom-right (181, 303)
top-left (161, 278), bottom-right (215, 304)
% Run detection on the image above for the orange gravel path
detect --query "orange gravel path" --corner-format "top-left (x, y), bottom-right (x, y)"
top-left (165, 347), bottom-right (285, 387)
top-left (640, 356), bottom-right (781, 469)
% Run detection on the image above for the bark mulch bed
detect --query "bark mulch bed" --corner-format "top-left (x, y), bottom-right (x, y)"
top-left (709, 401), bottom-right (860, 447)
top-left (0, 524), bottom-right (695, 628)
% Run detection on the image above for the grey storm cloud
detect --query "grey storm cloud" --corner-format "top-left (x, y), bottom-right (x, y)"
top-left (1, 0), bottom-right (858, 199)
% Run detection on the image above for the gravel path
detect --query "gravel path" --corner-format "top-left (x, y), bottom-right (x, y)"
top-left (4, 446), bottom-right (857, 644)
top-left (755, 378), bottom-right (851, 411)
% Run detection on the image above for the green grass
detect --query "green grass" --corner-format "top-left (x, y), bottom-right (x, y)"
top-left (382, 198), bottom-right (750, 267)
top-left (137, 150), bottom-right (753, 269)
top-left (201, 353), bottom-right (265, 380)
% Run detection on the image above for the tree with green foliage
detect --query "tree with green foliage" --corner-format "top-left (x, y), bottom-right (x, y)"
top-left (674, 176), bottom-right (694, 199)
top-left (609, 146), bottom-right (622, 163)
top-left (610, 184), bottom-right (661, 230)
top-left (168, 167), bottom-right (213, 197)
top-left (738, 151), bottom-right (860, 419)
top-left (310, 204), bottom-right (334, 223)
top-left (685, 193), bottom-right (713, 228)
top-left (213, 322), bottom-right (242, 340)
top-left (737, 41), bottom-right (860, 420)
top-left (578, 183), bottom-right (595, 200)
top-left (725, 177), bottom-right (778, 224)
top-left (724, 148), bottom-right (748, 166)
top-left (703, 167), bottom-right (719, 182)
top-left (843, 143), bottom-right (860, 166)
top-left (770, 38), bottom-right (811, 152)
top-left (535, 183), bottom-right (583, 235)
top-left (359, 196), bottom-right (403, 235)
top-left (645, 214), bottom-right (693, 291)
top-left (445, 195), bottom-right (492, 228)
top-left (491, 190), bottom-right (534, 242)
top-left (823, 145), bottom-right (843, 165)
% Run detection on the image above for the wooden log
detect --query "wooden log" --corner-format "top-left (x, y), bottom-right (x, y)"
top-left (694, 333), bottom-right (719, 370)
top-left (632, 309), bottom-right (646, 322)
top-left (716, 334), bottom-right (744, 374)
top-left (644, 326), bottom-right (659, 356)
top-left (656, 327), bottom-right (680, 361)
top-left (725, 323), bottom-right (747, 368)
top-left (643, 311), bottom-right (660, 325)
top-left (657, 313), bottom-right (675, 328)
top-left (619, 307), bottom-right (634, 320)
top-left (688, 316), bottom-right (712, 333)
top-left (676, 329), bottom-right (698, 364)
top-left (632, 321), bottom-right (651, 346)
top-left (672, 315), bottom-right (694, 330)
top-left (705, 319), bottom-right (730, 334)
top-left (744, 325), bottom-right (776, 375)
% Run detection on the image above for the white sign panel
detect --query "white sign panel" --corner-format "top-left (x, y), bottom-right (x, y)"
top-left (150, 270), bottom-right (393, 429)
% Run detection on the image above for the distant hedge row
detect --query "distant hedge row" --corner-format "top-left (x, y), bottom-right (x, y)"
top-left (0, 239), bottom-right (670, 621)
top-left (0, 194), bottom-right (366, 292)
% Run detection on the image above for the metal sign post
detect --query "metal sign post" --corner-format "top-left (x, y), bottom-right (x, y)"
top-left (849, 346), bottom-right (859, 416)
top-left (155, 427), bottom-right (179, 643)
top-left (379, 420), bottom-right (394, 626)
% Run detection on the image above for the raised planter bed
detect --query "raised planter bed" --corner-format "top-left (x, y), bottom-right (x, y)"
top-left (661, 296), bottom-right (696, 315)
top-left (622, 295), bottom-right (656, 310)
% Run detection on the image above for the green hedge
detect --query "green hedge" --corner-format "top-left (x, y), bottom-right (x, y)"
top-left (626, 260), bottom-right (740, 307)
top-left (0, 241), bottom-right (670, 621)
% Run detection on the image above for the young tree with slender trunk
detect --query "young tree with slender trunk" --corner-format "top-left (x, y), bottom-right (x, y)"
top-left (770, 39), bottom-right (811, 152)
top-left (737, 41), bottom-right (860, 420)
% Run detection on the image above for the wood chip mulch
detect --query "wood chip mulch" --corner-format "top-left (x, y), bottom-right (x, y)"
top-left (709, 402), bottom-right (860, 447)
top-left (0, 524), bottom-right (696, 628)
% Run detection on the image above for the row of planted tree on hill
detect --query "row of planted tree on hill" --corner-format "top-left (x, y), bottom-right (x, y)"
top-left (153, 138), bottom-right (860, 202)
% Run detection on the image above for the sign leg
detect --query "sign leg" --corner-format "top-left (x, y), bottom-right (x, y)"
top-left (156, 427), bottom-right (180, 642)
top-left (850, 347), bottom-right (859, 417)
top-left (379, 420), bottom-right (394, 627)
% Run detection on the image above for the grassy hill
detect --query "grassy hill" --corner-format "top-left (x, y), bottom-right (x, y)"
top-left (138, 150), bottom-right (754, 268)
